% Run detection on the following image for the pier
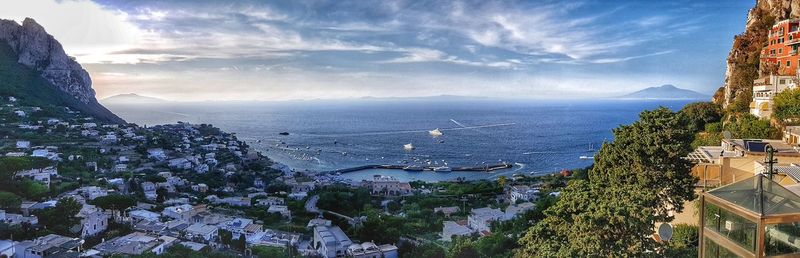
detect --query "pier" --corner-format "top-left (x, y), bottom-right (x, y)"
top-left (323, 163), bottom-right (513, 175)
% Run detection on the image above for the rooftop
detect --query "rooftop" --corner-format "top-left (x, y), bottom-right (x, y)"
top-left (707, 174), bottom-right (800, 216)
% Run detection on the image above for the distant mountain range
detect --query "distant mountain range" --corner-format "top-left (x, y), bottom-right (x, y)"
top-left (102, 93), bottom-right (169, 104)
top-left (618, 84), bottom-right (708, 100)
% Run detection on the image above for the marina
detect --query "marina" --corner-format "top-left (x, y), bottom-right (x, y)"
top-left (322, 162), bottom-right (513, 175)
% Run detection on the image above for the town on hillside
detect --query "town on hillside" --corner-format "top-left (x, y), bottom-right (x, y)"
top-left (0, 95), bottom-right (565, 258)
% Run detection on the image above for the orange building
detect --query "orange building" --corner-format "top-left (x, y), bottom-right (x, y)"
top-left (761, 19), bottom-right (800, 76)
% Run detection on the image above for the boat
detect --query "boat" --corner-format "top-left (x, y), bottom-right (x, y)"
top-left (429, 128), bottom-right (443, 137)
top-left (579, 156), bottom-right (594, 160)
top-left (279, 132), bottom-right (290, 136)
top-left (403, 143), bottom-right (415, 151)
top-left (403, 165), bottom-right (424, 171)
top-left (433, 166), bottom-right (452, 172)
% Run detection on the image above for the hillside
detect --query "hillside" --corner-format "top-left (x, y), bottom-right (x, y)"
top-left (0, 42), bottom-right (122, 123)
top-left (619, 84), bottom-right (708, 100)
top-left (716, 0), bottom-right (795, 112)
top-left (0, 18), bottom-right (123, 123)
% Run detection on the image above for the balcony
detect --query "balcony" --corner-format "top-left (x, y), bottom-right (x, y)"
top-left (787, 38), bottom-right (800, 45)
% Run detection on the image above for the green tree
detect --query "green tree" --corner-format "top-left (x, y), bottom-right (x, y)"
top-left (725, 113), bottom-right (779, 139)
top-left (664, 224), bottom-right (699, 257)
top-left (680, 102), bottom-right (722, 133)
top-left (19, 179), bottom-right (49, 200)
top-left (591, 107), bottom-right (696, 221)
top-left (90, 194), bottom-right (136, 218)
top-left (0, 191), bottom-right (21, 210)
top-left (218, 229), bottom-right (233, 247)
top-left (448, 238), bottom-right (480, 258)
top-left (36, 197), bottom-right (82, 236)
top-left (773, 88), bottom-right (800, 121)
top-left (517, 108), bottom-right (697, 256)
top-left (251, 245), bottom-right (293, 258)
top-left (234, 234), bottom-right (247, 251)
top-left (402, 243), bottom-right (445, 258)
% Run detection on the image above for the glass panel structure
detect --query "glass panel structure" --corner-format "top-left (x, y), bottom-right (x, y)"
top-left (765, 222), bottom-right (800, 256)
top-left (700, 174), bottom-right (800, 257)
top-left (704, 202), bottom-right (758, 251)
top-left (707, 175), bottom-right (800, 216)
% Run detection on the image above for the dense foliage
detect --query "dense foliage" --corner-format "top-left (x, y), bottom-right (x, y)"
top-left (773, 88), bottom-right (800, 122)
top-left (517, 107), bottom-right (697, 257)
top-left (725, 113), bottom-right (779, 139)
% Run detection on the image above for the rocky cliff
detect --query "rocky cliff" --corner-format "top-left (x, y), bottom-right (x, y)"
top-left (0, 18), bottom-right (124, 123)
top-left (716, 0), bottom-right (800, 111)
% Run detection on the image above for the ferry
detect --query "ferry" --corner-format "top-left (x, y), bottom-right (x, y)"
top-left (403, 165), bottom-right (424, 171)
top-left (433, 166), bottom-right (452, 172)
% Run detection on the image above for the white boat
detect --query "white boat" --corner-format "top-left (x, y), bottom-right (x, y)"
top-left (579, 155), bottom-right (594, 160)
top-left (429, 128), bottom-right (443, 137)
top-left (433, 166), bottom-right (452, 172)
top-left (403, 143), bottom-right (415, 151)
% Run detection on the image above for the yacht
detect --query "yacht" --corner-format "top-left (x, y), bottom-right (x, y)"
top-left (579, 155), bottom-right (594, 160)
top-left (403, 143), bottom-right (415, 151)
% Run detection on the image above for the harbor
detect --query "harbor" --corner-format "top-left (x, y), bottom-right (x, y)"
top-left (322, 162), bottom-right (514, 175)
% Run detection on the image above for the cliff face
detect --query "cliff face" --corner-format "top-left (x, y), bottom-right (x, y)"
top-left (717, 0), bottom-right (800, 111)
top-left (0, 18), bottom-right (124, 123)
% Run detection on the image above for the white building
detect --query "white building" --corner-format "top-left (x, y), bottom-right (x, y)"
top-left (441, 220), bottom-right (474, 242)
top-left (185, 223), bottom-right (219, 242)
top-left (78, 205), bottom-right (109, 237)
top-left (13, 234), bottom-right (82, 258)
top-left (92, 232), bottom-right (177, 256)
top-left (129, 209), bottom-right (161, 222)
top-left (371, 175), bottom-right (412, 196)
top-left (751, 74), bottom-right (798, 118)
top-left (257, 196), bottom-right (285, 206)
top-left (14, 167), bottom-right (57, 187)
top-left (312, 219), bottom-right (353, 258)
top-left (162, 204), bottom-right (195, 221)
top-left (147, 148), bottom-right (167, 161)
top-left (267, 205), bottom-right (291, 218)
top-left (346, 242), bottom-right (399, 258)
top-left (508, 185), bottom-right (539, 203)
top-left (16, 140), bottom-right (30, 149)
top-left (467, 207), bottom-right (505, 235)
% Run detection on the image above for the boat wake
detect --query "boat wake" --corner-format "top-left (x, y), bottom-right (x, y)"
top-left (301, 122), bottom-right (516, 137)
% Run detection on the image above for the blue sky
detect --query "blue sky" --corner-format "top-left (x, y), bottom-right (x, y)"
top-left (3, 0), bottom-right (752, 101)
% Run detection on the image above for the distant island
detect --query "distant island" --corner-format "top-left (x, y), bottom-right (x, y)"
top-left (102, 93), bottom-right (169, 104)
top-left (617, 84), bottom-right (709, 100)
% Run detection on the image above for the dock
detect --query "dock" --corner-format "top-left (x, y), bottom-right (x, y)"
top-left (323, 163), bottom-right (513, 174)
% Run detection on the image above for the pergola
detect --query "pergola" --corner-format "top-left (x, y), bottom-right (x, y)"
top-left (700, 174), bottom-right (800, 257)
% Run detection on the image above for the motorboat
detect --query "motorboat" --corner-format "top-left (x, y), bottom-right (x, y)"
top-left (429, 128), bottom-right (443, 137)
top-left (403, 143), bottom-right (415, 151)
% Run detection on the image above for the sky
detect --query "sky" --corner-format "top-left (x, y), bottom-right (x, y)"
top-left (1, 0), bottom-right (753, 101)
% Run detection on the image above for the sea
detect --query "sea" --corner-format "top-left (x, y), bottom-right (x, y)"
top-left (105, 99), bottom-right (694, 182)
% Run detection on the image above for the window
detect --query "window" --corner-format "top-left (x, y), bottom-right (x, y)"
top-left (780, 49), bottom-right (783, 54)
top-left (788, 61), bottom-right (792, 67)
top-left (704, 202), bottom-right (757, 252)
top-left (765, 223), bottom-right (800, 256)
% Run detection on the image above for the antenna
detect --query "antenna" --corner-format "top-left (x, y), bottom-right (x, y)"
top-left (657, 223), bottom-right (673, 242)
